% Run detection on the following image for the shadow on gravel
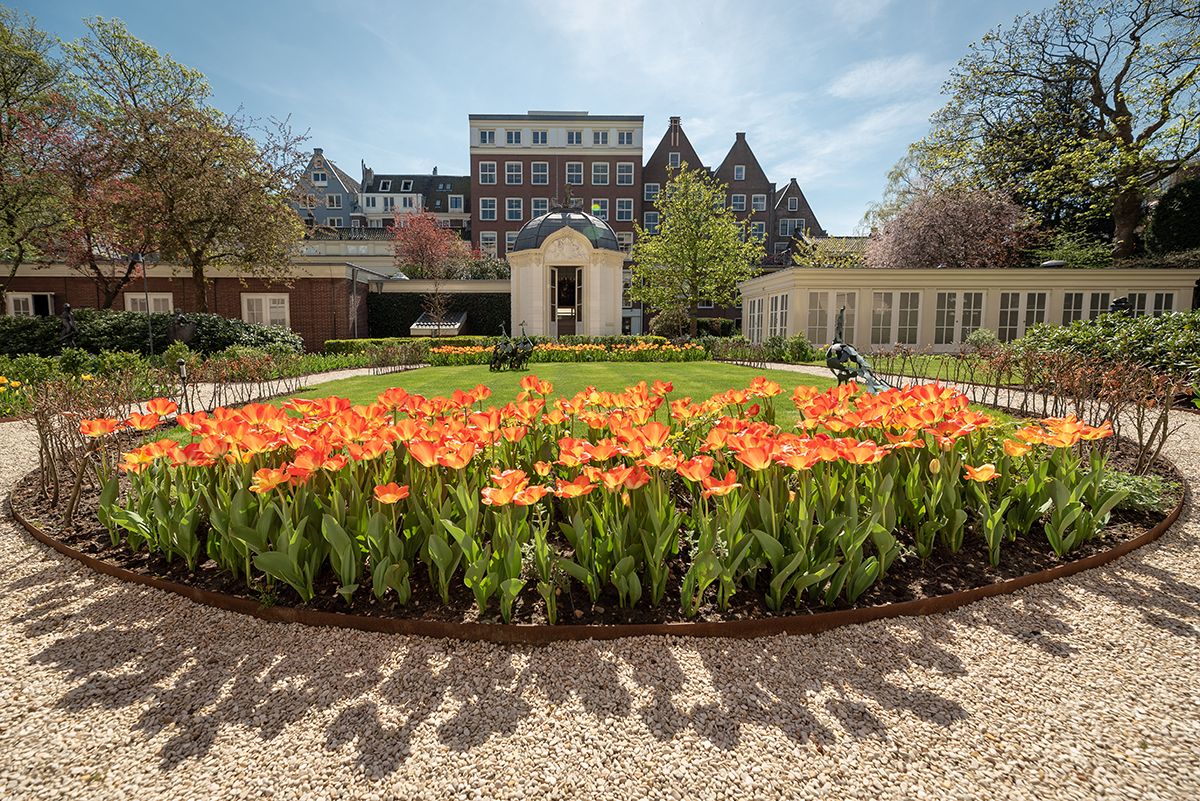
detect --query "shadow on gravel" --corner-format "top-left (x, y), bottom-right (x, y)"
top-left (10, 532), bottom-right (1195, 778)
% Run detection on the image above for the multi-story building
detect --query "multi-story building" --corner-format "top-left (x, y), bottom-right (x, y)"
top-left (713, 132), bottom-right (776, 251)
top-left (642, 116), bottom-right (707, 233)
top-left (468, 111), bottom-right (644, 259)
top-left (773, 178), bottom-right (827, 258)
top-left (354, 166), bottom-right (471, 234)
top-left (292, 148), bottom-right (361, 229)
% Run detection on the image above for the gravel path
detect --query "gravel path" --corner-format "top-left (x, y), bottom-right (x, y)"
top-left (2, 407), bottom-right (1199, 799)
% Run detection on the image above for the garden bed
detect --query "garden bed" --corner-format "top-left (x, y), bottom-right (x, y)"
top-left (11, 441), bottom-right (1181, 638)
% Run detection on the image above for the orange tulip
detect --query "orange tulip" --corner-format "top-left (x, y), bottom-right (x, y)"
top-left (676, 455), bottom-right (715, 483)
top-left (125, 412), bottom-right (161, 431)
top-left (624, 465), bottom-right (652, 490)
top-left (250, 467), bottom-right (289, 494)
top-left (408, 439), bottom-right (440, 468)
top-left (701, 469), bottom-right (742, 499)
top-left (374, 482), bottom-right (410, 504)
top-left (651, 380), bottom-right (674, 396)
top-left (963, 463), bottom-right (999, 482)
top-left (533, 460), bottom-right (552, 477)
top-left (554, 474), bottom-right (596, 499)
top-left (1003, 439), bottom-right (1032, 457)
top-left (145, 397), bottom-right (178, 416)
top-left (80, 417), bottom-right (120, 437)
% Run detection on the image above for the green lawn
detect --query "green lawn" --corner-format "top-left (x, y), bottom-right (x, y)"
top-left (291, 362), bottom-right (836, 428)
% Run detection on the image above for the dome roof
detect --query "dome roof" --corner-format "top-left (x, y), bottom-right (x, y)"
top-left (510, 209), bottom-right (621, 253)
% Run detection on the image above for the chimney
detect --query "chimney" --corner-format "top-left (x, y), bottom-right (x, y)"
top-left (735, 132), bottom-right (746, 142)
top-left (669, 116), bottom-right (681, 146)
top-left (361, 160), bottom-right (373, 188)
top-left (432, 166), bottom-right (438, 175)
top-left (314, 147), bottom-right (323, 155)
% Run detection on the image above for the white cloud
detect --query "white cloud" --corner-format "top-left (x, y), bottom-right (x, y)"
top-left (828, 54), bottom-right (949, 99)
top-left (830, 0), bottom-right (894, 31)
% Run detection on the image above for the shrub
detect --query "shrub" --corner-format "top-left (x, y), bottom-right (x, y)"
top-left (1018, 310), bottom-right (1200, 382)
top-left (1146, 177), bottom-right (1200, 254)
top-left (965, 327), bottom-right (1001, 352)
top-left (1033, 230), bottom-right (1113, 269)
top-left (366, 293), bottom-right (511, 339)
top-left (785, 333), bottom-right (818, 363)
top-left (649, 307), bottom-right (689, 338)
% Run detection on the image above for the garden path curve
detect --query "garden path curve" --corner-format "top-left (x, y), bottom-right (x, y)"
top-left (2, 377), bottom-right (1199, 800)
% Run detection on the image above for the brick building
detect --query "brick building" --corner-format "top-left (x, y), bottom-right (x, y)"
top-left (468, 111), bottom-right (644, 259)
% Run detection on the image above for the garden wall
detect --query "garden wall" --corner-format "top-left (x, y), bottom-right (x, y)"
top-left (367, 293), bottom-right (511, 338)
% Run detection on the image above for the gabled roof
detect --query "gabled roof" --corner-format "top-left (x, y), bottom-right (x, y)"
top-left (774, 177), bottom-right (826, 236)
top-left (713, 133), bottom-right (770, 185)
top-left (306, 149), bottom-right (360, 194)
top-left (644, 116), bottom-right (707, 182)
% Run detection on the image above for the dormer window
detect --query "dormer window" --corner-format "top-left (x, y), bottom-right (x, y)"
top-left (734, 165), bottom-right (746, 181)
top-left (379, 180), bottom-right (391, 192)
top-left (400, 180), bottom-right (413, 191)
top-left (312, 171), bottom-right (327, 185)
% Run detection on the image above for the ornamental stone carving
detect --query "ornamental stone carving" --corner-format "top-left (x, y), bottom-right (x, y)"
top-left (546, 237), bottom-right (588, 262)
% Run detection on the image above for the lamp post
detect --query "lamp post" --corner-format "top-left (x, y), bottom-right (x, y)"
top-left (131, 252), bottom-right (153, 356)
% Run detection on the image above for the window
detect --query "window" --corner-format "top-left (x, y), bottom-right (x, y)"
top-left (125, 292), bottom-right (173, 313)
top-left (532, 198), bottom-right (550, 217)
top-left (618, 232), bottom-right (633, 254)
top-left (566, 162), bottom-right (583, 185)
top-left (242, 294), bottom-right (290, 328)
top-left (616, 198), bottom-right (633, 221)
top-left (622, 269), bottom-right (633, 307)
top-left (592, 162), bottom-right (609, 185)
top-left (531, 161), bottom-right (549, 185)
top-left (698, 298), bottom-right (714, 309)
top-left (750, 222), bottom-right (765, 240)
top-left (871, 292), bottom-right (894, 346)
top-left (506, 198), bottom-right (523, 221)
top-left (618, 130), bottom-right (634, 145)
top-left (1062, 292), bottom-right (1084, 325)
top-left (751, 194), bottom-right (767, 212)
top-left (479, 162), bottom-right (496, 184)
top-left (998, 292), bottom-right (1020, 342)
top-left (730, 194), bottom-right (746, 212)
top-left (1127, 292), bottom-right (1147, 316)
top-left (769, 295), bottom-right (780, 338)
top-left (383, 197), bottom-right (395, 211)
top-left (643, 211), bottom-right (659, 233)
top-left (617, 162), bottom-right (634, 185)
top-left (6, 292), bottom-right (52, 317)
top-left (778, 293), bottom-right (789, 336)
top-left (733, 165), bottom-right (746, 181)
top-left (807, 292), bottom-right (828, 344)
top-left (480, 198), bottom-right (497, 221)
top-left (644, 183), bottom-right (660, 202)
top-left (898, 292), bottom-right (920, 345)
top-left (567, 130), bottom-right (582, 145)
top-left (479, 232), bottom-right (497, 256)
top-left (365, 196), bottom-right (377, 209)
top-left (325, 194), bottom-right (342, 209)
top-left (591, 199), bottom-right (608, 220)
top-left (532, 130), bottom-right (548, 145)
top-left (935, 291), bottom-right (983, 345)
top-left (351, 219), bottom-right (361, 228)
top-left (449, 195), bottom-right (463, 212)
top-left (312, 171), bottom-right (327, 185)
top-left (506, 162), bottom-right (522, 185)
top-left (479, 129), bottom-right (495, 145)
top-left (505, 231), bottom-right (518, 254)
top-left (368, 218), bottom-right (383, 228)
top-left (569, 196), bottom-right (584, 209)
top-left (1024, 292), bottom-right (1047, 331)
top-left (1089, 292), bottom-right (1111, 319)
top-left (593, 130), bottom-right (608, 145)
top-left (1153, 292), bottom-right (1175, 316)
top-left (774, 242), bottom-right (789, 255)
top-left (379, 180), bottom-right (391, 192)
top-left (788, 197), bottom-right (798, 212)
top-left (934, 292), bottom-right (957, 345)
top-left (400, 180), bottom-right (413, 192)
top-left (401, 197), bottom-right (414, 209)
top-left (302, 194), bottom-right (316, 209)
top-left (326, 217), bottom-right (343, 227)
top-left (961, 291), bottom-right (983, 340)
top-left (668, 152), bottom-right (680, 168)
top-left (749, 297), bottom-right (765, 343)
top-left (506, 130), bottom-right (521, 145)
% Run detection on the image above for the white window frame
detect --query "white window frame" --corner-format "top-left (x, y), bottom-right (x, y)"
top-left (325, 194), bottom-right (342, 209)
top-left (478, 162), bottom-right (497, 185)
top-left (567, 130), bottom-right (583, 145)
top-left (871, 291), bottom-right (922, 347)
top-left (241, 293), bottom-right (290, 328)
top-left (368, 218), bottom-right (383, 228)
top-left (618, 130), bottom-right (634, 146)
top-left (505, 162), bottom-right (522, 185)
top-left (1062, 291), bottom-right (1084, 325)
top-left (506, 130), bottom-right (521, 145)
top-left (378, 180), bottom-right (391, 192)
top-left (505, 231), bottom-right (518, 254)
top-left (934, 291), bottom-right (984, 346)
top-left (531, 161), bottom-right (549, 185)
top-left (734, 165), bottom-right (746, 181)
top-left (730, 194), bottom-right (746, 212)
top-left (401, 197), bottom-right (414, 209)
top-left (125, 292), bottom-right (174, 314)
top-left (400, 180), bottom-right (413, 192)
top-left (617, 232), bottom-right (633, 254)
top-left (591, 162), bottom-right (609, 185)
top-left (750, 221), bottom-right (765, 240)
top-left (668, 152), bottom-right (680, 168)
top-left (616, 162), bottom-right (634, 185)
top-left (449, 194), bottom-right (463, 212)
top-left (326, 216), bottom-right (343, 227)
top-left (479, 198), bottom-right (497, 221)
top-left (506, 198), bottom-right (523, 221)
top-left (616, 198), bottom-right (633, 222)
top-left (566, 162), bottom-right (583, 185)
top-left (1127, 292), bottom-right (1148, 316)
top-left (532, 130), bottom-right (548, 145)
top-left (365, 196), bottom-right (377, 209)
top-left (751, 194), bottom-right (767, 211)
top-left (1153, 292), bottom-right (1175, 316)
top-left (591, 199), bottom-right (609, 221)
top-left (748, 297), bottom-right (765, 343)
top-left (382, 197), bottom-right (395, 212)
top-left (788, 197), bottom-right (799, 212)
top-left (593, 130), bottom-right (608, 145)
top-left (532, 197), bottom-right (550, 218)
top-left (1088, 291), bottom-right (1111, 319)
top-left (644, 183), bottom-right (660, 202)
top-left (6, 292), bottom-right (49, 317)
top-left (479, 231), bottom-right (498, 257)
top-left (643, 211), bottom-right (659, 233)
top-left (479, 129), bottom-right (495, 145)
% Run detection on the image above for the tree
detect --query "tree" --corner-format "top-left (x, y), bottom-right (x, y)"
top-left (1145, 176), bottom-right (1200, 253)
top-left (865, 188), bottom-right (1041, 270)
top-left (392, 210), bottom-right (471, 336)
top-left (792, 231), bottom-right (866, 269)
top-left (906, 0), bottom-right (1200, 257)
top-left (63, 19), bottom-right (306, 312)
top-left (0, 7), bottom-right (65, 309)
top-left (629, 165), bottom-right (764, 337)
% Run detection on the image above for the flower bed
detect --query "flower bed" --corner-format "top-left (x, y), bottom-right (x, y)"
top-left (75, 376), bottom-right (1134, 624)
top-left (428, 341), bottom-right (707, 366)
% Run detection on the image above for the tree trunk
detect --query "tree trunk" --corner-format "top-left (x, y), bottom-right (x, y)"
top-left (689, 303), bottom-right (698, 338)
top-left (192, 263), bottom-right (209, 313)
top-left (1111, 187), bottom-right (1142, 260)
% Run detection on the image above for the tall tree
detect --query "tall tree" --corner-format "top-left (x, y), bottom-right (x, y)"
top-left (866, 188), bottom-right (1041, 270)
top-left (629, 165), bottom-right (764, 337)
top-left (63, 19), bottom-right (306, 311)
top-left (392, 210), bottom-right (471, 336)
top-left (906, 0), bottom-right (1200, 257)
top-left (0, 7), bottom-right (65, 309)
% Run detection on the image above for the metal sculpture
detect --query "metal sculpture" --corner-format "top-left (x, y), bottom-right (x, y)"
top-left (489, 322), bottom-right (535, 371)
top-left (825, 306), bottom-right (890, 393)
top-left (58, 303), bottom-right (77, 349)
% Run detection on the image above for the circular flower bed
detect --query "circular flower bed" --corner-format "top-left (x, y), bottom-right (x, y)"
top-left (51, 376), bottom-right (1170, 630)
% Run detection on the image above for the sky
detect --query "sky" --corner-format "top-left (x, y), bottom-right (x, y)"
top-left (21, 0), bottom-right (1038, 235)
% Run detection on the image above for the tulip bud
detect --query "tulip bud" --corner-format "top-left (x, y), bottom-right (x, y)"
top-left (929, 458), bottom-right (941, 475)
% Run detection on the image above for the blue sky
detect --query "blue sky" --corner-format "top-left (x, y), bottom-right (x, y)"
top-left (22, 0), bottom-right (1035, 234)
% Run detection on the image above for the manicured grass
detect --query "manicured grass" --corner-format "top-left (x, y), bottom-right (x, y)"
top-left (291, 362), bottom-right (836, 428)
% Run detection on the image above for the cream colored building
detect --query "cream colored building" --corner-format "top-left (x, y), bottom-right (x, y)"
top-left (739, 267), bottom-right (1200, 351)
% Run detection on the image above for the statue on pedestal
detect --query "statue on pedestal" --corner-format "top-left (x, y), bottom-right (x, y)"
top-left (825, 306), bottom-right (889, 393)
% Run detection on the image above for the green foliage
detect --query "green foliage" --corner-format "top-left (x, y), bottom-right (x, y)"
top-left (1018, 310), bottom-right (1200, 382)
top-left (785, 333), bottom-right (818, 363)
top-left (1146, 178), bottom-right (1200, 254)
top-left (1095, 471), bottom-right (1179, 515)
top-left (1112, 248), bottom-right (1200, 270)
top-left (648, 306), bottom-right (689, 338)
top-left (1034, 230), bottom-right (1113, 269)
top-left (791, 234), bottom-right (866, 269)
top-left (694, 317), bottom-right (737, 337)
top-left (965, 327), bottom-right (1000, 352)
top-left (366, 292), bottom-right (511, 339)
top-left (630, 164), bottom-right (764, 336)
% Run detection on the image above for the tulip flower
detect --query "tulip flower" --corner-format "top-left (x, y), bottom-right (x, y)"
top-left (145, 397), bottom-right (178, 416)
top-left (374, 482), bottom-right (411, 504)
top-left (963, 463), bottom-right (999, 482)
top-left (80, 417), bottom-right (120, 437)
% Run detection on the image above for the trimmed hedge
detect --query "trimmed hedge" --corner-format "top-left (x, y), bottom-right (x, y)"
top-left (366, 292), bottom-right (512, 339)
top-left (326, 334), bottom-right (672, 355)
top-left (0, 309), bottom-right (303, 357)
top-left (1018, 310), bottom-right (1200, 381)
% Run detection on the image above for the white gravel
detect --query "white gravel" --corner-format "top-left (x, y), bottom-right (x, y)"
top-left (2, 402), bottom-right (1199, 800)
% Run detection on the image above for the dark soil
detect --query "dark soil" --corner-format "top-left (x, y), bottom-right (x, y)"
top-left (12, 442), bottom-right (1183, 627)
